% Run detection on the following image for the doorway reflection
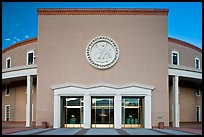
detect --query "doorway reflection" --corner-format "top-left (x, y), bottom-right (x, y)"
top-left (91, 97), bottom-right (114, 128)
top-left (62, 97), bottom-right (83, 128)
top-left (122, 97), bottom-right (144, 128)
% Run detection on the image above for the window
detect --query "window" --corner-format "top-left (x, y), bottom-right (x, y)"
top-left (63, 97), bottom-right (84, 128)
top-left (122, 97), bottom-right (144, 128)
top-left (172, 51), bottom-right (179, 65)
top-left (27, 51), bottom-right (34, 65)
top-left (195, 88), bottom-right (200, 96)
top-left (195, 58), bottom-right (200, 69)
top-left (5, 105), bottom-right (10, 121)
top-left (196, 106), bottom-right (201, 122)
top-left (6, 57), bottom-right (11, 68)
top-left (5, 84), bottom-right (10, 96)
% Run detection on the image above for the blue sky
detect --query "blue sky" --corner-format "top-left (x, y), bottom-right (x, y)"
top-left (2, 2), bottom-right (202, 50)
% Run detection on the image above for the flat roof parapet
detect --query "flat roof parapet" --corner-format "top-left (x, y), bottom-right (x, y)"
top-left (37, 8), bottom-right (169, 16)
top-left (2, 38), bottom-right (37, 54)
top-left (168, 37), bottom-right (202, 53)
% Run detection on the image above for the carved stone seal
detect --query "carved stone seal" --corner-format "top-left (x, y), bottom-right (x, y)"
top-left (86, 36), bottom-right (119, 69)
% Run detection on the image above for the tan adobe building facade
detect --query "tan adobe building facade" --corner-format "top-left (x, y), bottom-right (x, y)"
top-left (2, 9), bottom-right (202, 129)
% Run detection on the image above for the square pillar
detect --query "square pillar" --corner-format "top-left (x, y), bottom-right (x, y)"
top-left (114, 94), bottom-right (121, 129)
top-left (53, 93), bottom-right (60, 128)
top-left (172, 75), bottom-right (180, 127)
top-left (84, 94), bottom-right (91, 129)
top-left (26, 75), bottom-right (33, 127)
top-left (144, 94), bottom-right (152, 129)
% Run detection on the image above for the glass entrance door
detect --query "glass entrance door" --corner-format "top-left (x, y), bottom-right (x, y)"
top-left (62, 97), bottom-right (84, 128)
top-left (122, 97), bottom-right (144, 128)
top-left (91, 97), bottom-right (114, 128)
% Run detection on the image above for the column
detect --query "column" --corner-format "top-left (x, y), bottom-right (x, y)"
top-left (26, 75), bottom-right (33, 127)
top-left (53, 93), bottom-right (60, 128)
top-left (144, 94), bottom-right (152, 129)
top-left (173, 75), bottom-right (179, 127)
top-left (114, 94), bottom-right (121, 129)
top-left (84, 94), bottom-right (91, 129)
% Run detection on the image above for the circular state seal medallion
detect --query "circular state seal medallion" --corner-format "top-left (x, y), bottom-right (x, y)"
top-left (86, 36), bottom-right (119, 69)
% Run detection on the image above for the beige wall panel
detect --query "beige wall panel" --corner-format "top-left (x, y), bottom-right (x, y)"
top-left (169, 84), bottom-right (202, 122)
top-left (2, 83), bottom-right (16, 121)
top-left (179, 86), bottom-right (196, 122)
top-left (13, 81), bottom-right (27, 121)
top-left (168, 42), bottom-right (202, 69)
top-left (37, 15), bottom-right (168, 127)
top-left (2, 80), bottom-right (37, 122)
top-left (2, 42), bottom-right (37, 69)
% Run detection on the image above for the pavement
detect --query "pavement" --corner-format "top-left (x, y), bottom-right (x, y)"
top-left (2, 127), bottom-right (33, 135)
top-left (168, 126), bottom-right (202, 135)
top-left (2, 127), bottom-right (202, 135)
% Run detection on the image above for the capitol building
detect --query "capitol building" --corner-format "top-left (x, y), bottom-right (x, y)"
top-left (2, 9), bottom-right (202, 129)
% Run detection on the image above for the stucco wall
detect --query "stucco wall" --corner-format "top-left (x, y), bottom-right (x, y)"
top-left (2, 79), bottom-right (37, 122)
top-left (168, 42), bottom-right (202, 69)
top-left (169, 80), bottom-right (202, 122)
top-left (2, 42), bottom-right (37, 69)
top-left (37, 14), bottom-right (169, 127)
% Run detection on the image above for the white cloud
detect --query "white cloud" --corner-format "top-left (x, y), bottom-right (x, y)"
top-left (5, 38), bottom-right (10, 41)
top-left (25, 35), bottom-right (30, 38)
top-left (13, 37), bottom-right (20, 41)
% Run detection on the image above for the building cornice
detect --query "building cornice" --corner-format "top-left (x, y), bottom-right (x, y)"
top-left (51, 83), bottom-right (155, 91)
top-left (37, 8), bottom-right (169, 16)
top-left (2, 37), bottom-right (37, 55)
top-left (2, 64), bottom-right (37, 73)
top-left (168, 64), bottom-right (202, 80)
top-left (168, 37), bottom-right (202, 53)
top-left (169, 64), bottom-right (202, 73)
top-left (2, 64), bottom-right (37, 80)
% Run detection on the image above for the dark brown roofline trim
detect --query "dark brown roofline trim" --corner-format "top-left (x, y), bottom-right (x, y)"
top-left (168, 37), bottom-right (202, 53)
top-left (37, 8), bottom-right (169, 16)
top-left (2, 37), bottom-right (37, 54)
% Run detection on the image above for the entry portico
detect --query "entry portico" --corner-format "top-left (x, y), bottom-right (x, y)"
top-left (52, 83), bottom-right (154, 129)
top-left (2, 64), bottom-right (37, 127)
top-left (169, 65), bottom-right (202, 127)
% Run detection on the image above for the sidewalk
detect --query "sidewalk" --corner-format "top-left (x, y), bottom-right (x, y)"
top-left (2, 127), bottom-right (53, 135)
top-left (2, 126), bottom-right (202, 135)
top-left (169, 123), bottom-right (202, 135)
top-left (2, 127), bottom-right (33, 135)
top-left (9, 128), bottom-right (54, 135)
top-left (153, 128), bottom-right (195, 135)
top-left (168, 127), bottom-right (202, 135)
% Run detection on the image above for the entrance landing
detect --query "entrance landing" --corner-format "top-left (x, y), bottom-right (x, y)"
top-left (84, 128), bottom-right (120, 135)
top-left (3, 127), bottom-right (200, 135)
